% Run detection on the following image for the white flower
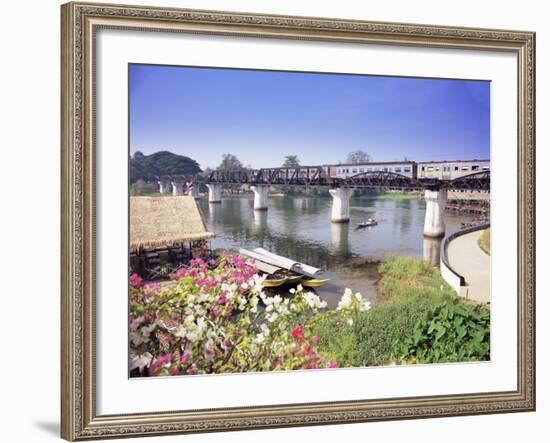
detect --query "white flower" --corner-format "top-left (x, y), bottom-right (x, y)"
top-left (173, 326), bottom-right (187, 338)
top-left (347, 318), bottom-right (354, 326)
top-left (196, 317), bottom-right (207, 332)
top-left (130, 352), bottom-right (153, 371)
top-left (186, 331), bottom-right (199, 342)
top-left (268, 312), bottom-right (279, 323)
top-left (254, 332), bottom-right (266, 344)
top-left (362, 300), bottom-right (372, 312)
top-left (238, 298), bottom-right (247, 311)
top-left (289, 288), bottom-right (296, 294)
top-left (260, 323), bottom-right (270, 335)
top-left (303, 292), bottom-right (327, 309)
top-left (249, 295), bottom-right (259, 313)
top-left (296, 284), bottom-right (303, 292)
top-left (251, 274), bottom-right (266, 294)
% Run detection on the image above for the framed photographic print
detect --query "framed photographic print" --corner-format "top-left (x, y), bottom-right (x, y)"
top-left (61, 1), bottom-right (536, 440)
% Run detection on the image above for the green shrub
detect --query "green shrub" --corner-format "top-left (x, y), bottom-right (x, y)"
top-left (378, 256), bottom-right (456, 306)
top-left (394, 303), bottom-right (490, 364)
top-left (478, 228), bottom-right (491, 255)
top-left (312, 300), bottom-right (428, 367)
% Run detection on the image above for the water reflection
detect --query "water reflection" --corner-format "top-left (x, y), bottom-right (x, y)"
top-left (330, 222), bottom-right (350, 256)
top-left (423, 236), bottom-right (443, 267)
top-left (208, 202), bottom-right (221, 220)
top-left (253, 210), bottom-right (268, 233)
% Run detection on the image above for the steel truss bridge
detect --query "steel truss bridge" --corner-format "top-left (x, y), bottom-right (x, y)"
top-left (159, 167), bottom-right (490, 192)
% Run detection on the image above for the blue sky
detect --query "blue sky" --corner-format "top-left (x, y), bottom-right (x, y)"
top-left (129, 64), bottom-right (490, 170)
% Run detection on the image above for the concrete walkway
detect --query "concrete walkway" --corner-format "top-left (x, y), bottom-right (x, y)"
top-left (446, 230), bottom-right (491, 304)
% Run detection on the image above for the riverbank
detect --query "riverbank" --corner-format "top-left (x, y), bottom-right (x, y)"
top-left (478, 228), bottom-right (491, 255)
top-left (311, 256), bottom-right (490, 367)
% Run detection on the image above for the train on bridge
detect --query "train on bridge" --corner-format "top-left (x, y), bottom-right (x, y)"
top-left (325, 159), bottom-right (490, 181)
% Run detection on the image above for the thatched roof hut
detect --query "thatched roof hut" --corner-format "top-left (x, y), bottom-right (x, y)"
top-left (130, 196), bottom-right (215, 251)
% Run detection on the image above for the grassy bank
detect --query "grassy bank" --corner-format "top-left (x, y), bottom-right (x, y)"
top-left (311, 257), bottom-right (490, 367)
top-left (367, 191), bottom-right (423, 200)
top-left (478, 228), bottom-right (491, 255)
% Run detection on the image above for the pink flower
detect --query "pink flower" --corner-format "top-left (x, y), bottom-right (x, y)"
top-left (180, 352), bottom-right (191, 364)
top-left (303, 345), bottom-right (314, 356)
top-left (148, 354), bottom-right (171, 375)
top-left (204, 346), bottom-right (215, 360)
top-left (326, 360), bottom-right (339, 368)
top-left (129, 273), bottom-right (143, 288)
top-left (303, 362), bottom-right (320, 370)
top-left (311, 336), bottom-right (320, 345)
top-left (291, 325), bottom-right (305, 340)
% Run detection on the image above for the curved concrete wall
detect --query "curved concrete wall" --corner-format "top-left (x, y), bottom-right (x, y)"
top-left (440, 223), bottom-right (490, 297)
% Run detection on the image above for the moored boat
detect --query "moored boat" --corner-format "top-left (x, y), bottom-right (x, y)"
top-left (262, 277), bottom-right (288, 288)
top-left (302, 278), bottom-right (330, 287)
top-left (285, 274), bottom-right (304, 285)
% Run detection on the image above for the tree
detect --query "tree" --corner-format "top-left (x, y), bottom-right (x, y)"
top-left (217, 154), bottom-right (244, 171)
top-left (282, 155), bottom-right (300, 168)
top-left (346, 150), bottom-right (371, 164)
top-left (129, 150), bottom-right (202, 183)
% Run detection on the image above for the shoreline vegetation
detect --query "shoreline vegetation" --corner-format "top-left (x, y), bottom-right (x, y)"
top-left (130, 180), bottom-right (422, 200)
top-left (129, 255), bottom-right (490, 377)
top-left (312, 257), bottom-right (490, 367)
top-left (478, 228), bottom-right (491, 255)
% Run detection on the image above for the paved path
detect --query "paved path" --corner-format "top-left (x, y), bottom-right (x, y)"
top-left (446, 230), bottom-right (491, 304)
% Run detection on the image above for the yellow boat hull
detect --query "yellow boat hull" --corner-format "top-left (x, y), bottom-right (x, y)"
top-left (262, 278), bottom-right (288, 288)
top-left (302, 278), bottom-right (330, 287)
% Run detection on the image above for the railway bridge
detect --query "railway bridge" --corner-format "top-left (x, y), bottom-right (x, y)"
top-left (157, 166), bottom-right (490, 238)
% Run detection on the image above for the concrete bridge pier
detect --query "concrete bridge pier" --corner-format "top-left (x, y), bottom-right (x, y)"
top-left (171, 182), bottom-right (184, 196)
top-left (423, 236), bottom-right (442, 267)
top-left (250, 185), bottom-right (269, 210)
top-left (329, 187), bottom-right (353, 223)
top-left (206, 184), bottom-right (223, 203)
top-left (158, 181), bottom-right (169, 194)
top-left (186, 185), bottom-right (200, 198)
top-left (424, 190), bottom-right (447, 237)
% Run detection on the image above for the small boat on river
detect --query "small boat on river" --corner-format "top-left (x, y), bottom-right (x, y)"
top-left (357, 218), bottom-right (378, 228)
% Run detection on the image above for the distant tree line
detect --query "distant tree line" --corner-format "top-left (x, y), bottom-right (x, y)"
top-left (130, 150), bottom-right (202, 183)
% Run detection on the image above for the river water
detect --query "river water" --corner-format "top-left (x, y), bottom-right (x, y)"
top-left (198, 195), bottom-right (475, 308)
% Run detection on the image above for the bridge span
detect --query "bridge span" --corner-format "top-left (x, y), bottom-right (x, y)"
top-left (156, 168), bottom-right (490, 238)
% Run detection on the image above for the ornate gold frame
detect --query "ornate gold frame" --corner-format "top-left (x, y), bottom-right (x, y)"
top-left (61, 2), bottom-right (536, 440)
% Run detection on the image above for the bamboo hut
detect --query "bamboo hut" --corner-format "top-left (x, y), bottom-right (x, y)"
top-left (130, 196), bottom-right (215, 252)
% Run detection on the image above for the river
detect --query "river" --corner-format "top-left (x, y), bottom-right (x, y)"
top-left (198, 194), bottom-right (476, 308)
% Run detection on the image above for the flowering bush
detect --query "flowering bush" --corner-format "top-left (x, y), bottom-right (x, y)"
top-left (129, 255), bottom-right (338, 376)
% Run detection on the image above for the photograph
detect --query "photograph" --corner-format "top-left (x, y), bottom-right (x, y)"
top-left (128, 63), bottom-right (492, 378)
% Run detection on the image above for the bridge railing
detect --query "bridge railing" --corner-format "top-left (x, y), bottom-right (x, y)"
top-left (152, 169), bottom-right (490, 191)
